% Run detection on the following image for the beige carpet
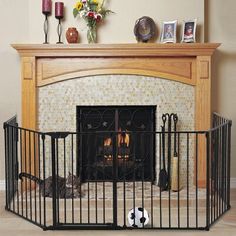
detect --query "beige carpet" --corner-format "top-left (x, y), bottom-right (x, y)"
top-left (9, 182), bottom-right (208, 228)
top-left (0, 189), bottom-right (236, 235)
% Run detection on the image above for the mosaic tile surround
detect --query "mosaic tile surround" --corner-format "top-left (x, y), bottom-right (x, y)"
top-left (38, 75), bottom-right (195, 186)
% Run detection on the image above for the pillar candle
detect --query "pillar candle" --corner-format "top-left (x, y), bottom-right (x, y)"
top-left (55, 2), bottom-right (64, 19)
top-left (42, 0), bottom-right (52, 14)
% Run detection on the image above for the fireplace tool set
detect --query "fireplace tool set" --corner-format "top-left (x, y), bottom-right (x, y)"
top-left (158, 113), bottom-right (180, 192)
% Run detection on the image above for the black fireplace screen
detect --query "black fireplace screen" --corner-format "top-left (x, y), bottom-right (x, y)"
top-left (76, 106), bottom-right (156, 182)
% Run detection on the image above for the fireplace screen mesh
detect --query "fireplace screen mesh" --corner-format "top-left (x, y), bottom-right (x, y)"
top-left (76, 106), bottom-right (156, 182)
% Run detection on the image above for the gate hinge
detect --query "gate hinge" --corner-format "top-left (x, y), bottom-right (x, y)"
top-left (3, 122), bottom-right (7, 130)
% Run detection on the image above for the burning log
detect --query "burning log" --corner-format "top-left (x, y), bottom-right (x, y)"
top-left (103, 129), bottom-right (131, 160)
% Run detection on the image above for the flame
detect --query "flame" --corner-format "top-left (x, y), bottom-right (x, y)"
top-left (104, 129), bottom-right (130, 148)
top-left (118, 128), bottom-right (130, 147)
top-left (104, 137), bottom-right (112, 146)
top-left (104, 137), bottom-right (112, 160)
top-left (105, 155), bottom-right (113, 160)
top-left (104, 129), bottom-right (130, 160)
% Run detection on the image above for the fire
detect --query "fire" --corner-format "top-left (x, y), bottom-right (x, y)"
top-left (104, 137), bottom-right (112, 146)
top-left (103, 129), bottom-right (130, 160)
top-left (118, 128), bottom-right (130, 147)
top-left (103, 129), bottom-right (130, 147)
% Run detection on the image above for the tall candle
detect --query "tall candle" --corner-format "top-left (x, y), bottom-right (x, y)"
top-left (55, 2), bottom-right (64, 19)
top-left (42, 0), bottom-right (52, 14)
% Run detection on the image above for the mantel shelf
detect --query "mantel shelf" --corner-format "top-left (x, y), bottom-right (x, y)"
top-left (12, 43), bottom-right (220, 57)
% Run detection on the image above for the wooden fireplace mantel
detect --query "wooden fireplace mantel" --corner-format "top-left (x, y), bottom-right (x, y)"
top-left (12, 43), bottom-right (219, 57)
top-left (12, 43), bottom-right (220, 187)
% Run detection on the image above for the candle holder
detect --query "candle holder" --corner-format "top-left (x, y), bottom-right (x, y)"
top-left (42, 0), bottom-right (52, 44)
top-left (55, 2), bottom-right (64, 44)
top-left (56, 18), bottom-right (63, 44)
top-left (43, 13), bottom-right (50, 44)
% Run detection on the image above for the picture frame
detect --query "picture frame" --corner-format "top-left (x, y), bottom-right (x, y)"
top-left (160, 20), bottom-right (177, 43)
top-left (134, 16), bottom-right (157, 43)
top-left (182, 19), bottom-right (197, 43)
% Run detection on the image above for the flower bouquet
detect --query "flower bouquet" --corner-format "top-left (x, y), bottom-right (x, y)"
top-left (73, 0), bottom-right (113, 43)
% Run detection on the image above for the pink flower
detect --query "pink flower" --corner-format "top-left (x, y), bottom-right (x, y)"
top-left (95, 13), bottom-right (102, 22)
top-left (82, 0), bottom-right (87, 3)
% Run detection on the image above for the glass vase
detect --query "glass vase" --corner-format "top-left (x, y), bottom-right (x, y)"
top-left (87, 24), bottom-right (97, 44)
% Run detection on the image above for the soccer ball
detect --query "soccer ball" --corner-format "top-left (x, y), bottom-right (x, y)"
top-left (127, 207), bottom-right (149, 228)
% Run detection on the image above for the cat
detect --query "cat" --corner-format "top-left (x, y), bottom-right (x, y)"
top-left (19, 172), bottom-right (84, 199)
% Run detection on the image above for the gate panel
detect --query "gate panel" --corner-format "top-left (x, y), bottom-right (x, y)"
top-left (4, 117), bottom-right (18, 210)
top-left (50, 133), bottom-right (117, 229)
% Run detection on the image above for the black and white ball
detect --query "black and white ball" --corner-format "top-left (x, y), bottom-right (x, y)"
top-left (127, 207), bottom-right (149, 228)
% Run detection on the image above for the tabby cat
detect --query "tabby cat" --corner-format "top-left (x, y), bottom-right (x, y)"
top-left (19, 172), bottom-right (84, 199)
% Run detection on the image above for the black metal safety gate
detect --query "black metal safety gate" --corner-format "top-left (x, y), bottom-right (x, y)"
top-left (3, 113), bottom-right (232, 231)
top-left (49, 131), bottom-right (118, 230)
top-left (4, 116), bottom-right (18, 209)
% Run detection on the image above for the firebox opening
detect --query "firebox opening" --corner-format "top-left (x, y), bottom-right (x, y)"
top-left (76, 106), bottom-right (156, 182)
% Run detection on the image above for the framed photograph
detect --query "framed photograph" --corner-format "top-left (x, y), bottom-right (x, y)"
top-left (134, 16), bottom-right (157, 43)
top-left (160, 20), bottom-right (177, 43)
top-left (182, 19), bottom-right (197, 43)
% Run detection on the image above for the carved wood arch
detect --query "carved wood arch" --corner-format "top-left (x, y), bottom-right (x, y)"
top-left (36, 57), bottom-right (196, 87)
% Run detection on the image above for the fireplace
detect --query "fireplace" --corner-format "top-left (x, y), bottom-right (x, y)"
top-left (13, 43), bottom-right (220, 187)
top-left (76, 106), bottom-right (156, 182)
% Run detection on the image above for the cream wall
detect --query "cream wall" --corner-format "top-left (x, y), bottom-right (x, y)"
top-left (207, 0), bottom-right (236, 179)
top-left (0, 0), bottom-right (29, 181)
top-left (0, 0), bottom-right (235, 182)
top-left (29, 0), bottom-right (204, 43)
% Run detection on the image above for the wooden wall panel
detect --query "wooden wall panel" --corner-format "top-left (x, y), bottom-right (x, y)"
top-left (21, 57), bottom-right (38, 189)
top-left (36, 58), bottom-right (196, 87)
top-left (21, 57), bottom-right (37, 130)
top-left (195, 56), bottom-right (212, 187)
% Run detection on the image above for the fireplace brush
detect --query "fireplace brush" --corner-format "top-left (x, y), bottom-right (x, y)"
top-left (171, 114), bottom-right (182, 191)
